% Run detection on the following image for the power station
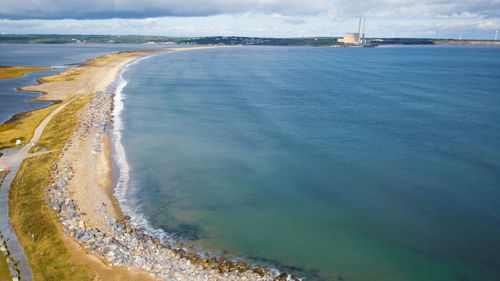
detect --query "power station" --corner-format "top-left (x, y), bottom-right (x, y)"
top-left (338, 17), bottom-right (367, 45)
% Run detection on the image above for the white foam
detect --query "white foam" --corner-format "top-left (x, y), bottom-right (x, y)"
top-left (108, 52), bottom-right (289, 278)
top-left (111, 54), bottom-right (172, 240)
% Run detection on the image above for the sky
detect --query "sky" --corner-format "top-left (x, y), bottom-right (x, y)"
top-left (1, 0), bottom-right (499, 39)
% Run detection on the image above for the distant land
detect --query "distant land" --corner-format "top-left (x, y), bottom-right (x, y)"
top-left (1, 34), bottom-right (499, 46)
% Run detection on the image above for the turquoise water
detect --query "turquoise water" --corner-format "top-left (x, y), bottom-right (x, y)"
top-left (117, 46), bottom-right (500, 281)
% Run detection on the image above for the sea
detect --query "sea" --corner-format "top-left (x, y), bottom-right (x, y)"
top-left (3, 44), bottom-right (500, 281)
top-left (0, 43), bottom-right (166, 123)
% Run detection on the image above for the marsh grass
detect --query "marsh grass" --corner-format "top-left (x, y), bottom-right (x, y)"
top-left (0, 104), bottom-right (60, 151)
top-left (0, 66), bottom-right (51, 80)
top-left (9, 152), bottom-right (91, 281)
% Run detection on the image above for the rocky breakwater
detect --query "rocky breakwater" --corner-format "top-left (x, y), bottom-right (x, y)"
top-left (46, 91), bottom-right (300, 281)
top-left (0, 231), bottom-right (21, 281)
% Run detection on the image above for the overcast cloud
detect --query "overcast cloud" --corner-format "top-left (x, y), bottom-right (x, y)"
top-left (1, 0), bottom-right (499, 20)
top-left (1, 0), bottom-right (499, 39)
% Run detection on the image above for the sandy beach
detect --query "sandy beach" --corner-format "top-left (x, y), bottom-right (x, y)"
top-left (21, 46), bottom-right (231, 232)
top-left (21, 50), bottom-right (157, 229)
top-left (21, 51), bottom-right (158, 101)
top-left (4, 46), bottom-right (291, 281)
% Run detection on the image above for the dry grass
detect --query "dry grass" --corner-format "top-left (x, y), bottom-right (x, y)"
top-left (9, 152), bottom-right (92, 281)
top-left (0, 103), bottom-right (60, 151)
top-left (30, 94), bottom-right (93, 153)
top-left (39, 68), bottom-right (85, 83)
top-left (0, 171), bottom-right (7, 183)
top-left (0, 66), bottom-right (51, 80)
top-left (0, 250), bottom-right (10, 281)
top-left (6, 94), bottom-right (154, 281)
top-left (4, 50), bottom-right (164, 281)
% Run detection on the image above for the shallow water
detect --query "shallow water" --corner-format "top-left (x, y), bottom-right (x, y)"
top-left (0, 44), bottom-right (168, 123)
top-left (117, 46), bottom-right (500, 281)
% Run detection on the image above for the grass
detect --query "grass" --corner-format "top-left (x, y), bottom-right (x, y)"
top-left (0, 171), bottom-right (7, 183)
top-left (0, 103), bottom-right (60, 151)
top-left (7, 91), bottom-right (95, 280)
top-left (0, 250), bottom-right (11, 281)
top-left (30, 94), bottom-right (93, 153)
top-left (39, 68), bottom-right (84, 83)
top-left (9, 152), bottom-right (92, 281)
top-left (3, 50), bottom-right (158, 280)
top-left (0, 66), bottom-right (51, 80)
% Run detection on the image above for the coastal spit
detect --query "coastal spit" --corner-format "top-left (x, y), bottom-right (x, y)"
top-left (1, 47), bottom-right (299, 281)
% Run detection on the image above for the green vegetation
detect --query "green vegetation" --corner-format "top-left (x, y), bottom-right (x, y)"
top-left (8, 91), bottom-right (94, 280)
top-left (0, 103), bottom-right (60, 151)
top-left (0, 34), bottom-right (448, 46)
top-left (31, 94), bottom-right (93, 153)
top-left (179, 36), bottom-right (341, 46)
top-left (0, 34), bottom-right (341, 46)
top-left (0, 250), bottom-right (10, 281)
top-left (376, 38), bottom-right (435, 45)
top-left (40, 68), bottom-right (84, 83)
top-left (7, 34), bottom-right (499, 46)
top-left (0, 66), bottom-right (52, 80)
top-left (0, 171), bottom-right (7, 183)
top-left (9, 152), bottom-right (92, 281)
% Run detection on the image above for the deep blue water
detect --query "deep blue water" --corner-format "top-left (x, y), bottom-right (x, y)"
top-left (0, 44), bottom-right (168, 123)
top-left (120, 46), bottom-right (499, 280)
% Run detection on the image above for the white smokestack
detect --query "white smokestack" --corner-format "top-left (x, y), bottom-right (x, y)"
top-left (358, 17), bottom-right (362, 43)
top-left (362, 17), bottom-right (366, 44)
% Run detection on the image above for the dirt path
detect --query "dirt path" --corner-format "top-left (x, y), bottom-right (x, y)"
top-left (0, 95), bottom-right (79, 281)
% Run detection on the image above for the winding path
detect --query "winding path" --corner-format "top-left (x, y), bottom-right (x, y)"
top-left (0, 95), bottom-right (79, 281)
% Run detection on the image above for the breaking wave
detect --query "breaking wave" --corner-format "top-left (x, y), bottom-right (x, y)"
top-left (109, 55), bottom-right (173, 241)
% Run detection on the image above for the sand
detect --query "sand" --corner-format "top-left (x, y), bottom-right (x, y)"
top-left (65, 114), bottom-right (120, 230)
top-left (21, 49), bottom-right (163, 280)
top-left (21, 52), bottom-right (154, 101)
top-left (4, 47), bottom-right (287, 280)
top-left (16, 46), bottom-right (226, 280)
top-left (41, 47), bottom-right (223, 229)
top-left (31, 51), bottom-right (157, 231)
top-left (21, 46), bottom-right (229, 102)
top-left (0, 43), bottom-right (302, 281)
top-left (28, 46), bottom-right (232, 232)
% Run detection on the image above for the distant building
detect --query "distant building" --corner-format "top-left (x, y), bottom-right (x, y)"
top-left (337, 18), bottom-right (366, 45)
top-left (338, 33), bottom-right (360, 44)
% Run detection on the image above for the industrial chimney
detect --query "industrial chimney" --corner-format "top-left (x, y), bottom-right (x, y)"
top-left (358, 18), bottom-right (362, 44)
top-left (362, 18), bottom-right (366, 44)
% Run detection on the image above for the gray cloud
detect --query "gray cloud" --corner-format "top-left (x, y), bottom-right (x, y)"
top-left (0, 0), bottom-right (499, 20)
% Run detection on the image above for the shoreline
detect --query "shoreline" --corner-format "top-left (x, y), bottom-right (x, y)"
top-left (107, 52), bottom-right (173, 239)
top-left (4, 46), bottom-right (296, 280)
top-left (106, 48), bottom-right (291, 279)
top-left (52, 49), bottom-right (287, 280)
